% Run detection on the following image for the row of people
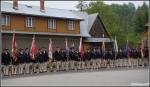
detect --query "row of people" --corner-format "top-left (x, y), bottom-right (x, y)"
top-left (1, 46), bottom-right (149, 76)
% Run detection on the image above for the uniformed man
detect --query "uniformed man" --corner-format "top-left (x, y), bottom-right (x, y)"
top-left (60, 48), bottom-right (66, 71)
top-left (42, 47), bottom-right (48, 72)
top-left (1, 48), bottom-right (11, 76)
top-left (91, 47), bottom-right (98, 69)
top-left (122, 48), bottom-right (127, 67)
top-left (137, 47), bottom-right (142, 66)
top-left (55, 47), bottom-right (61, 71)
top-left (103, 48), bottom-right (109, 68)
top-left (144, 47), bottom-right (149, 66)
top-left (31, 49), bottom-right (37, 73)
top-left (24, 48), bottom-right (31, 74)
top-left (37, 48), bottom-right (43, 73)
top-left (49, 52), bottom-right (55, 72)
top-left (117, 47), bottom-right (123, 67)
top-left (96, 47), bottom-right (102, 69)
top-left (84, 49), bottom-right (91, 69)
top-left (128, 47), bottom-right (133, 67)
top-left (108, 48), bottom-right (114, 68)
top-left (69, 47), bottom-right (76, 70)
top-left (18, 48), bottom-right (25, 75)
top-left (132, 48), bottom-right (138, 66)
top-left (11, 51), bottom-right (19, 75)
top-left (75, 48), bottom-right (81, 70)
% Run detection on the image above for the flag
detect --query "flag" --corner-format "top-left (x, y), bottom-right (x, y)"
top-left (141, 40), bottom-right (145, 58)
top-left (12, 32), bottom-right (17, 61)
top-left (114, 36), bottom-right (118, 57)
top-left (79, 37), bottom-right (84, 57)
top-left (30, 38), bottom-right (36, 59)
top-left (48, 39), bottom-right (53, 62)
top-left (125, 39), bottom-right (130, 57)
top-left (102, 34), bottom-right (105, 56)
top-left (65, 38), bottom-right (70, 56)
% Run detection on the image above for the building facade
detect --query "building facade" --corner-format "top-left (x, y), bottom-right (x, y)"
top-left (1, 1), bottom-right (111, 53)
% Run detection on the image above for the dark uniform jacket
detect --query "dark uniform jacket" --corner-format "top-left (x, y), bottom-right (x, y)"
top-left (24, 52), bottom-right (31, 63)
top-left (55, 50), bottom-right (61, 61)
top-left (96, 50), bottom-right (102, 58)
top-left (117, 50), bottom-right (124, 59)
top-left (104, 50), bottom-right (109, 60)
top-left (75, 51), bottom-right (81, 61)
top-left (137, 50), bottom-right (141, 58)
top-left (37, 52), bottom-right (43, 63)
top-left (42, 51), bottom-right (49, 62)
top-left (129, 50), bottom-right (133, 58)
top-left (132, 50), bottom-right (138, 59)
top-left (1, 52), bottom-right (11, 65)
top-left (123, 50), bottom-right (127, 58)
top-left (108, 51), bottom-right (114, 60)
top-left (52, 52), bottom-right (55, 62)
top-left (18, 52), bottom-right (25, 64)
top-left (69, 51), bottom-right (76, 60)
top-left (91, 50), bottom-right (97, 59)
top-left (144, 49), bottom-right (148, 58)
top-left (60, 51), bottom-right (66, 61)
top-left (84, 51), bottom-right (91, 61)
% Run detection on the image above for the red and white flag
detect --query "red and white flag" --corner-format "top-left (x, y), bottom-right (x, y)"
top-left (49, 39), bottom-right (52, 59)
top-left (30, 38), bottom-right (36, 58)
top-left (79, 37), bottom-right (84, 57)
top-left (141, 40), bottom-right (145, 58)
top-left (12, 32), bottom-right (17, 61)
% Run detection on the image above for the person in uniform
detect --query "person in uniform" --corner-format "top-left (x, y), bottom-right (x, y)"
top-left (132, 48), bottom-right (138, 66)
top-left (31, 49), bottom-right (37, 73)
top-left (11, 51), bottom-right (19, 75)
top-left (18, 48), bottom-right (25, 75)
top-left (55, 47), bottom-right (61, 71)
top-left (60, 48), bottom-right (66, 71)
top-left (65, 49), bottom-right (70, 71)
top-left (144, 47), bottom-right (149, 66)
top-left (49, 52), bottom-right (55, 72)
top-left (103, 48), bottom-right (109, 68)
top-left (42, 47), bottom-right (48, 72)
top-left (96, 47), bottom-right (102, 69)
top-left (1, 48), bottom-right (11, 76)
top-left (84, 49), bottom-right (91, 69)
top-left (37, 48), bottom-right (44, 73)
top-left (108, 48), bottom-right (114, 68)
top-left (91, 47), bottom-right (98, 69)
top-left (117, 47), bottom-right (123, 67)
top-left (128, 47), bottom-right (133, 67)
top-left (69, 47), bottom-right (76, 70)
top-left (24, 48), bottom-right (31, 74)
top-left (122, 48), bottom-right (127, 67)
top-left (75, 48), bottom-right (81, 70)
top-left (137, 47), bottom-right (142, 66)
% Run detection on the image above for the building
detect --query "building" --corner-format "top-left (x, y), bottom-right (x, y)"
top-left (142, 22), bottom-right (149, 47)
top-left (1, 1), bottom-right (111, 53)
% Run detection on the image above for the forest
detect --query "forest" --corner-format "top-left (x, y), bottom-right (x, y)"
top-left (75, 1), bottom-right (149, 47)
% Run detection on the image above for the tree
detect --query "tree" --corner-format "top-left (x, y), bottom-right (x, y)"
top-left (75, 1), bottom-right (88, 11)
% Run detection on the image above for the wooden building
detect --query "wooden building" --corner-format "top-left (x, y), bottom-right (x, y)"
top-left (142, 22), bottom-right (149, 47)
top-left (1, 1), bottom-right (111, 53)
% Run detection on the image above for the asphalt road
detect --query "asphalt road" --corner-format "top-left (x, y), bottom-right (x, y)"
top-left (1, 66), bottom-right (149, 86)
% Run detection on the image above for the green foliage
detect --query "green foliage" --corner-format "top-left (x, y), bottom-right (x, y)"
top-left (75, 1), bottom-right (88, 11)
top-left (75, 1), bottom-right (148, 47)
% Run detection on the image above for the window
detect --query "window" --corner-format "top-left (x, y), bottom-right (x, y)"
top-left (67, 21), bottom-right (74, 30)
top-left (48, 19), bottom-right (56, 29)
top-left (25, 17), bottom-right (34, 27)
top-left (71, 43), bottom-right (75, 47)
top-left (1, 15), bottom-right (10, 26)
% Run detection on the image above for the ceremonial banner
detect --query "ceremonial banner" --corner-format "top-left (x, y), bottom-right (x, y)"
top-left (49, 39), bottom-right (53, 62)
top-left (65, 38), bottom-right (70, 56)
top-left (125, 39), bottom-right (130, 57)
top-left (102, 34), bottom-right (105, 56)
top-left (12, 32), bottom-right (17, 61)
top-left (114, 36), bottom-right (118, 58)
top-left (30, 38), bottom-right (36, 59)
top-left (79, 37), bottom-right (84, 57)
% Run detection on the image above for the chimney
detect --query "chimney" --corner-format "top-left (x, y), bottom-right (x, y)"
top-left (13, 0), bottom-right (18, 10)
top-left (40, 0), bottom-right (45, 12)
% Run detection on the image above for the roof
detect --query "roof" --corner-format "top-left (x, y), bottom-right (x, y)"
top-left (1, 2), bottom-right (84, 21)
top-left (145, 23), bottom-right (149, 26)
top-left (83, 38), bottom-right (111, 42)
top-left (142, 28), bottom-right (149, 37)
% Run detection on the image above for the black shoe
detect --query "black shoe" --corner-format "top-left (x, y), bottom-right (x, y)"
top-left (15, 74), bottom-right (17, 75)
top-left (34, 72), bottom-right (37, 73)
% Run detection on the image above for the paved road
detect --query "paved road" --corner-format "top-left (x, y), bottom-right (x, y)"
top-left (1, 66), bottom-right (149, 86)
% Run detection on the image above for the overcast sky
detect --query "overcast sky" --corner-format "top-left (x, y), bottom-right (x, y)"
top-left (1, 1), bottom-right (149, 10)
